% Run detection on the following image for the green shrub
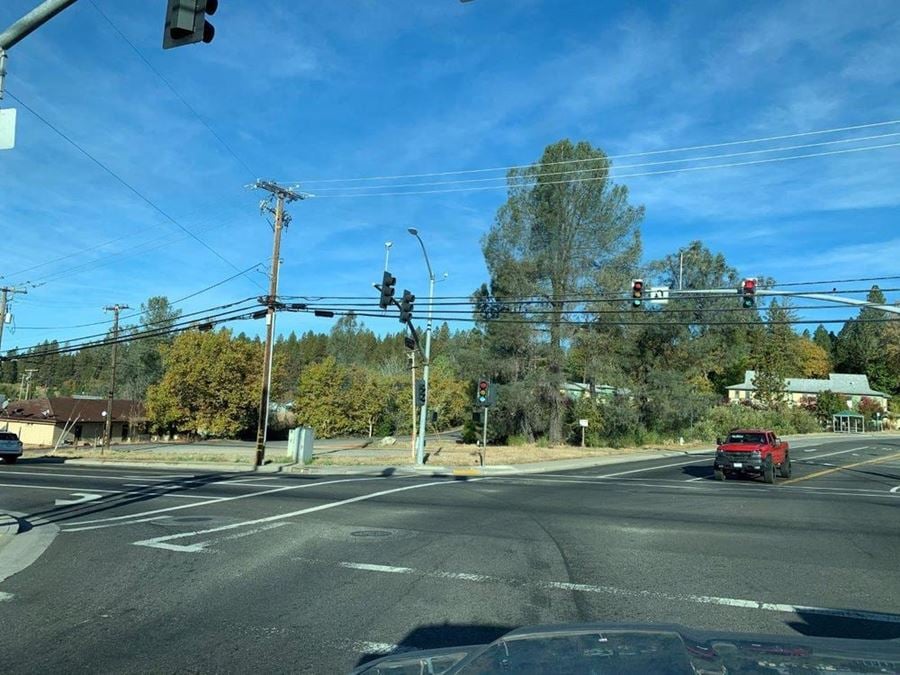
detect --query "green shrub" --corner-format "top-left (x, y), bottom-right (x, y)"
top-left (507, 434), bottom-right (529, 446)
top-left (696, 403), bottom-right (821, 440)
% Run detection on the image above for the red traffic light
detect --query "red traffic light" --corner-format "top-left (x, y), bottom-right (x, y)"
top-left (742, 278), bottom-right (756, 293)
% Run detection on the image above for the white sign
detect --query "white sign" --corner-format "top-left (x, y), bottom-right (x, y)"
top-left (579, 419), bottom-right (589, 427)
top-left (649, 286), bottom-right (669, 304)
top-left (0, 108), bottom-right (17, 150)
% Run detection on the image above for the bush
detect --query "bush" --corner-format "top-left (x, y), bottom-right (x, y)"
top-left (694, 403), bottom-right (821, 440)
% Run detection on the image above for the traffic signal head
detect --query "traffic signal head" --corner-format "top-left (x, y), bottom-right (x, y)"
top-left (163, 0), bottom-right (218, 50)
top-left (631, 279), bottom-right (644, 308)
top-left (476, 379), bottom-right (490, 406)
top-left (416, 379), bottom-right (426, 407)
top-left (742, 278), bottom-right (756, 308)
top-left (379, 271), bottom-right (397, 309)
top-left (399, 290), bottom-right (415, 324)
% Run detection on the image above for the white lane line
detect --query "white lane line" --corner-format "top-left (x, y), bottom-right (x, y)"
top-left (2, 470), bottom-right (178, 482)
top-left (63, 516), bottom-right (173, 532)
top-left (685, 476), bottom-right (705, 482)
top-left (54, 492), bottom-right (104, 506)
top-left (0, 592), bottom-right (13, 602)
top-left (0, 483), bottom-right (119, 494)
top-left (803, 448), bottom-right (818, 453)
top-left (796, 447), bottom-right (868, 463)
top-left (73, 477), bottom-right (385, 527)
top-left (133, 480), bottom-right (465, 552)
top-left (123, 483), bottom-right (149, 487)
top-left (488, 476), bottom-right (705, 491)
top-left (890, 486), bottom-right (900, 494)
top-left (325, 559), bottom-right (900, 625)
top-left (536, 458), bottom-right (711, 480)
top-left (0, 482), bottom-right (226, 502)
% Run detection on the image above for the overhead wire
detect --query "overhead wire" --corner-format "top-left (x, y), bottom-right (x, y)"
top-left (5, 303), bottom-right (262, 361)
top-left (87, 0), bottom-right (257, 179)
top-left (283, 118), bottom-right (900, 185)
top-left (4, 90), bottom-right (264, 291)
top-left (306, 131), bottom-right (900, 193)
top-left (11, 264), bottom-right (265, 334)
top-left (7, 297), bottom-right (259, 346)
top-left (309, 142), bottom-right (900, 198)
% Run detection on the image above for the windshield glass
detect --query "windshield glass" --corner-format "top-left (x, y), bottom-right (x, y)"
top-left (725, 433), bottom-right (767, 444)
top-left (1, 2), bottom-right (898, 674)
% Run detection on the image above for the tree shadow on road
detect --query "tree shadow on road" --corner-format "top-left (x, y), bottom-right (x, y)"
top-left (12, 472), bottom-right (338, 531)
top-left (354, 622), bottom-right (512, 668)
top-left (787, 610), bottom-right (900, 640)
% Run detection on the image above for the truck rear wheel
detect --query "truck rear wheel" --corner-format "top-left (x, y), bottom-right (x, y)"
top-left (779, 454), bottom-right (792, 478)
top-left (1, 456), bottom-right (17, 465)
top-left (713, 468), bottom-right (725, 481)
top-left (763, 457), bottom-right (775, 484)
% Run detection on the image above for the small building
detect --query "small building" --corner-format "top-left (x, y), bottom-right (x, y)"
top-left (0, 396), bottom-right (147, 448)
top-left (726, 371), bottom-right (889, 409)
top-left (561, 382), bottom-right (631, 401)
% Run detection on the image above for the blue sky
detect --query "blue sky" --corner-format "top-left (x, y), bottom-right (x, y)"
top-left (1, 0), bottom-right (899, 350)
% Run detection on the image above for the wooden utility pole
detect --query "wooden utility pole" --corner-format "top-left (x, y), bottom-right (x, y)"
top-left (253, 181), bottom-right (305, 468)
top-left (102, 303), bottom-right (129, 454)
top-left (0, 286), bottom-right (27, 354)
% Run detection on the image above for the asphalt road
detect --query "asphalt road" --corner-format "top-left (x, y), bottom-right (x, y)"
top-left (1, 435), bottom-right (898, 673)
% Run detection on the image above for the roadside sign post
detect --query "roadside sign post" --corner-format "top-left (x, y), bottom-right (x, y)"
top-left (481, 407), bottom-right (488, 466)
top-left (579, 419), bottom-right (589, 448)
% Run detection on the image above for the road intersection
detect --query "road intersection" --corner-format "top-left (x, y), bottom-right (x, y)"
top-left (1, 434), bottom-right (898, 673)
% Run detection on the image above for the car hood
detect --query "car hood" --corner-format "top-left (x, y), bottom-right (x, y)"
top-left (350, 622), bottom-right (900, 674)
top-left (718, 443), bottom-right (764, 452)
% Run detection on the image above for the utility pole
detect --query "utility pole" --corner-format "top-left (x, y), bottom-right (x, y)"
top-left (21, 368), bottom-right (36, 399)
top-left (253, 180), bottom-right (305, 468)
top-left (0, 286), bottom-right (27, 354)
top-left (102, 304), bottom-right (128, 454)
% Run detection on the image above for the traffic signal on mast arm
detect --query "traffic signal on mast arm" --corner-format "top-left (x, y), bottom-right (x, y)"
top-left (631, 279), bottom-right (644, 308)
top-left (163, 0), bottom-right (218, 50)
top-left (379, 271), bottom-right (397, 309)
top-left (742, 278), bottom-right (756, 308)
top-left (399, 290), bottom-right (415, 324)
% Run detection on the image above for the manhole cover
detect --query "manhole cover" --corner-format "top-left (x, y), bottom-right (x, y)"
top-left (350, 530), bottom-right (392, 538)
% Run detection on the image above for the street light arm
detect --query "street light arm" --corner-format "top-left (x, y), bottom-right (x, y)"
top-left (412, 233), bottom-right (435, 281)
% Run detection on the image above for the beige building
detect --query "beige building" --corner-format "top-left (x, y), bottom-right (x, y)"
top-left (0, 396), bottom-right (146, 448)
top-left (726, 371), bottom-right (889, 409)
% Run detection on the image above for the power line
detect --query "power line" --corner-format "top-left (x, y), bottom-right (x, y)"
top-left (87, 0), bottom-right (257, 179)
top-left (7, 298), bottom-right (258, 347)
top-left (11, 265), bottom-right (264, 334)
top-left (283, 118), bottom-right (900, 185)
top-left (767, 275), bottom-right (900, 288)
top-left (5, 303), bottom-right (261, 360)
top-left (4, 90), bottom-right (263, 290)
top-left (311, 142), bottom-right (900, 198)
top-left (307, 131), bottom-right (900, 193)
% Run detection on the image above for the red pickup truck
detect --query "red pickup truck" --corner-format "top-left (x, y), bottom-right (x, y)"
top-left (713, 429), bottom-right (791, 483)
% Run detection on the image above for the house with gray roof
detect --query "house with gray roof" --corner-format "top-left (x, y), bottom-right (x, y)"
top-left (726, 371), bottom-right (889, 408)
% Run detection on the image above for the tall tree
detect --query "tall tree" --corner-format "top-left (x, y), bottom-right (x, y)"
top-left (482, 139), bottom-right (643, 442)
top-left (146, 329), bottom-right (261, 438)
top-left (833, 286), bottom-right (891, 390)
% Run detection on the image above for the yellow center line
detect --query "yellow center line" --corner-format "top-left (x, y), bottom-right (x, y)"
top-left (782, 450), bottom-right (900, 485)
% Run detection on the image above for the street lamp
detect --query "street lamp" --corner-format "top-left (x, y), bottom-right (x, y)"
top-left (408, 227), bottom-right (434, 465)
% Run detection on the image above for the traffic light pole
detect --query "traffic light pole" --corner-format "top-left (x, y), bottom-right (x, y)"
top-left (253, 181), bottom-right (304, 468)
top-left (415, 273), bottom-right (434, 465)
top-left (409, 350), bottom-right (417, 461)
top-left (481, 406), bottom-right (488, 466)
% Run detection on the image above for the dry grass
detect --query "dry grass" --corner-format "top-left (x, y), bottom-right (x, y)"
top-left (47, 449), bottom-right (255, 464)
